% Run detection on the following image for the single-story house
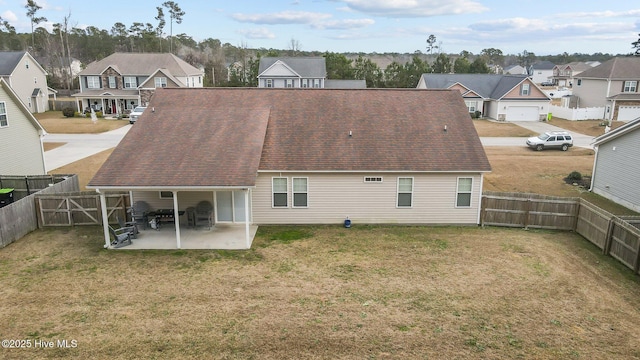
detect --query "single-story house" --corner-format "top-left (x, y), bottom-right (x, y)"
top-left (590, 117), bottom-right (640, 212)
top-left (0, 78), bottom-right (47, 175)
top-left (88, 88), bottom-right (491, 249)
top-left (417, 74), bottom-right (550, 121)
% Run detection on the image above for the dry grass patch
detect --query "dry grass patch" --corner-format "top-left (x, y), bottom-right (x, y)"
top-left (35, 111), bottom-right (128, 134)
top-left (43, 142), bottom-right (66, 152)
top-left (48, 149), bottom-right (114, 190)
top-left (2, 226), bottom-right (640, 359)
top-left (550, 118), bottom-right (626, 137)
top-left (472, 119), bottom-right (536, 137)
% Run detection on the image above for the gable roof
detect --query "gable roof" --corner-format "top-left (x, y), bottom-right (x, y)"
top-left (0, 78), bottom-right (46, 134)
top-left (89, 88), bottom-right (490, 189)
top-left (79, 53), bottom-right (203, 76)
top-left (0, 51), bottom-right (46, 76)
top-left (593, 117), bottom-right (640, 146)
top-left (258, 57), bottom-right (326, 78)
top-left (576, 57), bottom-right (640, 80)
top-left (555, 61), bottom-right (594, 73)
top-left (419, 74), bottom-right (539, 100)
top-left (529, 61), bottom-right (555, 70)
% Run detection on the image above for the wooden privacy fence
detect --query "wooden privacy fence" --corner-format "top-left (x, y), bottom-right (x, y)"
top-left (482, 192), bottom-right (640, 275)
top-left (36, 192), bottom-right (130, 227)
top-left (0, 175), bottom-right (73, 201)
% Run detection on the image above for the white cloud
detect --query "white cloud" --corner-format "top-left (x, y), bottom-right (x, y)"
top-left (560, 9), bottom-right (640, 18)
top-left (312, 18), bottom-right (375, 30)
top-left (1, 10), bottom-right (18, 22)
top-left (334, 0), bottom-right (488, 17)
top-left (237, 27), bottom-right (276, 39)
top-left (232, 11), bottom-right (331, 25)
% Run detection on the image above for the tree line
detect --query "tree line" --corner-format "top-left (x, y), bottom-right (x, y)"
top-left (0, 2), bottom-right (621, 91)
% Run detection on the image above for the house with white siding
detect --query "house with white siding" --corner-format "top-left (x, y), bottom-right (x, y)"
top-left (590, 118), bottom-right (640, 212)
top-left (258, 57), bottom-right (366, 89)
top-left (0, 78), bottom-right (47, 175)
top-left (88, 88), bottom-right (491, 249)
top-left (0, 51), bottom-right (50, 113)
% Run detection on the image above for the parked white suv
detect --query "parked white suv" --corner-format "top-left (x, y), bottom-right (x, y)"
top-left (129, 106), bottom-right (146, 124)
top-left (526, 131), bottom-right (573, 151)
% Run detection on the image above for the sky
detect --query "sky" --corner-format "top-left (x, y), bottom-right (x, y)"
top-left (1, 0), bottom-right (639, 56)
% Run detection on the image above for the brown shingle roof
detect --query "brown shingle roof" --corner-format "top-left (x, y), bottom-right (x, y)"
top-left (79, 52), bottom-right (202, 76)
top-left (89, 88), bottom-right (490, 188)
top-left (577, 57), bottom-right (640, 80)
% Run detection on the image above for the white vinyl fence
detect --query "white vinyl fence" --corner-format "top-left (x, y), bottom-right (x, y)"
top-left (550, 105), bottom-right (605, 121)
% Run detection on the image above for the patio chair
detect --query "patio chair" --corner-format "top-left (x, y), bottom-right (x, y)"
top-left (130, 201), bottom-right (151, 230)
top-left (117, 215), bottom-right (138, 238)
top-left (108, 225), bottom-right (133, 248)
top-left (194, 201), bottom-right (213, 230)
top-left (186, 207), bottom-right (196, 227)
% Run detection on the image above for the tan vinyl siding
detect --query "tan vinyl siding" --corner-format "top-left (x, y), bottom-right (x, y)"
top-left (131, 190), bottom-right (215, 226)
top-left (0, 86), bottom-right (46, 175)
top-left (573, 78), bottom-right (608, 108)
top-left (8, 54), bottom-right (49, 113)
top-left (252, 172), bottom-right (483, 225)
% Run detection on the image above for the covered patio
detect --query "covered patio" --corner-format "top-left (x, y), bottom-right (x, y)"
top-left (115, 223), bottom-right (258, 250)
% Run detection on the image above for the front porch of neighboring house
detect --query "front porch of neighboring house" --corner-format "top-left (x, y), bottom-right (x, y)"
top-left (75, 94), bottom-right (140, 115)
top-left (97, 188), bottom-right (256, 250)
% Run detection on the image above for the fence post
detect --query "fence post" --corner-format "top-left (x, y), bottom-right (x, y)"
top-left (523, 198), bottom-right (531, 229)
top-left (603, 216), bottom-right (615, 255)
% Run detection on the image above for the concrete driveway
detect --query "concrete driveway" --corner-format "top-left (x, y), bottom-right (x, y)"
top-left (480, 121), bottom-right (596, 149)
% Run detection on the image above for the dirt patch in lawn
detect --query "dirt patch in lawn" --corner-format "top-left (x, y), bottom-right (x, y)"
top-left (549, 118), bottom-right (626, 137)
top-left (473, 119), bottom-right (536, 137)
top-left (2, 226), bottom-right (640, 359)
top-left (43, 142), bottom-right (66, 152)
top-left (35, 111), bottom-right (128, 134)
top-left (48, 148), bottom-right (114, 190)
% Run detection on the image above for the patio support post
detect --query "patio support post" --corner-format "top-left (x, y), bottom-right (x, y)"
top-left (97, 190), bottom-right (110, 248)
top-left (245, 189), bottom-right (250, 248)
top-left (173, 191), bottom-right (181, 249)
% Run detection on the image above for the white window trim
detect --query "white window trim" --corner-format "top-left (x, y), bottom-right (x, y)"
top-left (292, 177), bottom-right (309, 208)
top-left (0, 101), bottom-right (8, 127)
top-left (124, 76), bottom-right (137, 88)
top-left (155, 77), bottom-right (167, 88)
top-left (285, 79), bottom-right (293, 88)
top-left (266, 79), bottom-right (273, 88)
top-left (623, 80), bottom-right (637, 93)
top-left (396, 177), bottom-right (414, 208)
top-left (455, 177), bottom-right (473, 208)
top-left (272, 177), bottom-right (288, 208)
top-left (364, 176), bottom-right (383, 183)
top-left (108, 76), bottom-right (116, 88)
top-left (86, 76), bottom-right (100, 89)
top-left (521, 83), bottom-right (530, 96)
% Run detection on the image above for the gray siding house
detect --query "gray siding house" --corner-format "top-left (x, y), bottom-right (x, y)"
top-left (88, 88), bottom-right (490, 249)
top-left (0, 51), bottom-right (50, 113)
top-left (0, 78), bottom-right (47, 175)
top-left (257, 57), bottom-right (366, 89)
top-left (590, 118), bottom-right (640, 212)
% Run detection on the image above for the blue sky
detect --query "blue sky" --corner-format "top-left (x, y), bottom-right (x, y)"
top-left (2, 0), bottom-right (639, 55)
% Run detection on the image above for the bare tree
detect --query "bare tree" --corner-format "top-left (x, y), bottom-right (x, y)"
top-left (25, 0), bottom-right (47, 48)
top-left (162, 1), bottom-right (185, 53)
top-left (288, 38), bottom-right (301, 56)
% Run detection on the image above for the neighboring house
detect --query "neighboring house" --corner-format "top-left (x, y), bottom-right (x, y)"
top-left (572, 57), bottom-right (640, 122)
top-left (257, 57), bottom-right (366, 89)
top-left (417, 74), bottom-right (550, 121)
top-left (88, 88), bottom-right (491, 249)
top-left (551, 61), bottom-right (598, 87)
top-left (503, 64), bottom-right (527, 75)
top-left (73, 53), bottom-right (204, 115)
top-left (0, 51), bottom-right (50, 113)
top-left (528, 61), bottom-right (555, 84)
top-left (590, 118), bottom-right (640, 212)
top-left (0, 78), bottom-right (47, 175)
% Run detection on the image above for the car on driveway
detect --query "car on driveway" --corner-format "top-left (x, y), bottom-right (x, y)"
top-left (129, 106), bottom-right (146, 124)
top-left (526, 131), bottom-right (573, 151)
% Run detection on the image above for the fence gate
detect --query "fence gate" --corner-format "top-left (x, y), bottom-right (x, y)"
top-left (37, 193), bottom-right (129, 226)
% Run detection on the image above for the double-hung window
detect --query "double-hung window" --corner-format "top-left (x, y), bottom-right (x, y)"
top-left (0, 102), bottom-right (8, 127)
top-left (456, 178), bottom-right (473, 207)
top-left (623, 81), bottom-right (637, 93)
top-left (292, 178), bottom-right (308, 207)
top-left (266, 79), bottom-right (273, 88)
top-left (272, 177), bottom-right (288, 207)
top-left (397, 177), bottom-right (413, 207)
top-left (521, 83), bottom-right (530, 96)
top-left (285, 79), bottom-right (293, 88)
top-left (108, 76), bottom-right (116, 88)
top-left (124, 76), bottom-right (137, 88)
top-left (155, 77), bottom-right (167, 88)
top-left (86, 76), bottom-right (100, 89)
top-left (302, 79), bottom-right (309, 88)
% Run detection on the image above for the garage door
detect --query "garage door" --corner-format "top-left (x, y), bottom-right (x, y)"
top-left (506, 106), bottom-right (539, 121)
top-left (617, 106), bottom-right (640, 121)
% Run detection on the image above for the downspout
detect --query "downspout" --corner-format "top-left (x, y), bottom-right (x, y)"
top-left (589, 145), bottom-right (599, 192)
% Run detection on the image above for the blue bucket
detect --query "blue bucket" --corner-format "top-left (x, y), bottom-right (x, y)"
top-left (344, 219), bottom-right (351, 228)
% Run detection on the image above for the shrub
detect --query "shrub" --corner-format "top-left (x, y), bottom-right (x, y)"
top-left (95, 111), bottom-right (103, 118)
top-left (474, 110), bottom-right (482, 118)
top-left (567, 171), bottom-right (582, 181)
top-left (62, 107), bottom-right (75, 118)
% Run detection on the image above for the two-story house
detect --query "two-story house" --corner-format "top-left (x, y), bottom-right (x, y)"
top-left (72, 53), bottom-right (204, 115)
top-left (417, 74), bottom-right (550, 122)
top-left (528, 61), bottom-right (555, 84)
top-left (257, 57), bottom-right (365, 89)
top-left (0, 51), bottom-right (50, 113)
top-left (551, 61), bottom-right (599, 88)
top-left (572, 57), bottom-right (640, 122)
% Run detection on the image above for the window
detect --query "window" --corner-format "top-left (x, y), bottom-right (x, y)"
top-left (364, 177), bottom-right (383, 183)
top-left (124, 76), bottom-right (137, 88)
top-left (465, 101), bottom-right (476, 112)
top-left (397, 177), bottom-right (413, 208)
top-left (456, 178), bottom-right (473, 207)
top-left (313, 79), bottom-right (320, 88)
top-left (154, 77), bottom-right (167, 88)
top-left (272, 177), bottom-right (288, 207)
top-left (0, 102), bottom-right (7, 127)
top-left (159, 191), bottom-right (173, 199)
top-left (108, 76), bottom-right (116, 88)
top-left (577, 79), bottom-right (582, 86)
top-left (623, 81), bottom-right (637, 93)
top-left (285, 79), bottom-right (293, 88)
top-left (34, 77), bottom-right (37, 84)
top-left (266, 79), bottom-right (273, 88)
top-left (302, 79), bottom-right (309, 88)
top-left (25, 61), bottom-right (29, 69)
top-left (521, 83), bottom-right (530, 96)
top-left (292, 177), bottom-right (308, 207)
top-left (86, 76), bottom-right (100, 89)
